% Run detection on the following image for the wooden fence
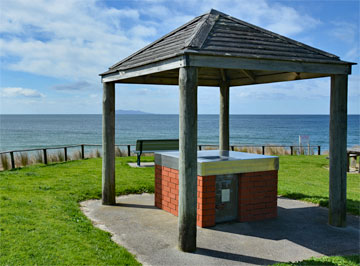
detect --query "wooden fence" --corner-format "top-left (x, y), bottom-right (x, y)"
top-left (0, 144), bottom-right (321, 170)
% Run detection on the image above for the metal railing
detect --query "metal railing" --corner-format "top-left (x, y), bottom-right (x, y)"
top-left (0, 143), bottom-right (321, 170)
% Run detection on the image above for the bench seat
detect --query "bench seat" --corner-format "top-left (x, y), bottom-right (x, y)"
top-left (135, 139), bottom-right (179, 166)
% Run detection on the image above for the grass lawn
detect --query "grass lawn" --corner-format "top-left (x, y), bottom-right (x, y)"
top-left (0, 155), bottom-right (359, 265)
top-left (278, 155), bottom-right (359, 216)
top-left (0, 157), bottom-right (154, 265)
top-left (274, 254), bottom-right (360, 266)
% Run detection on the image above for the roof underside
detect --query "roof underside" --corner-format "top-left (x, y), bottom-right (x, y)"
top-left (101, 9), bottom-right (353, 86)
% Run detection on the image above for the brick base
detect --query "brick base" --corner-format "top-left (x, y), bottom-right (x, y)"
top-left (238, 171), bottom-right (278, 222)
top-left (155, 165), bottom-right (277, 227)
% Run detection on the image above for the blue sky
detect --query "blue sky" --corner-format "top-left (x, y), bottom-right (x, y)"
top-left (0, 0), bottom-right (359, 114)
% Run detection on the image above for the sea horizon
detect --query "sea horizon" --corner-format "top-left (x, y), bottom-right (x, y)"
top-left (2, 113), bottom-right (360, 115)
top-left (1, 114), bottom-right (359, 153)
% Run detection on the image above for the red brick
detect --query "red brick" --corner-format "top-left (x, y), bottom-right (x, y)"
top-left (170, 198), bottom-right (178, 205)
top-left (252, 203), bottom-right (266, 209)
top-left (170, 168), bottom-right (179, 174)
top-left (171, 178), bottom-right (179, 185)
top-left (198, 191), bottom-right (215, 199)
top-left (163, 195), bottom-right (170, 203)
top-left (162, 170), bottom-right (170, 176)
top-left (170, 188), bottom-right (178, 194)
top-left (169, 172), bottom-right (176, 178)
top-left (198, 202), bottom-right (215, 210)
top-left (198, 209), bottom-right (215, 216)
top-left (199, 197), bottom-right (215, 204)
top-left (163, 206), bottom-right (171, 212)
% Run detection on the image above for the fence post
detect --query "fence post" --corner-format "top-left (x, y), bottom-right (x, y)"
top-left (64, 147), bottom-right (68, 161)
top-left (231, 146), bottom-right (234, 151)
top-left (318, 146), bottom-right (321, 155)
top-left (81, 145), bottom-right (85, 159)
top-left (127, 145), bottom-right (131, 156)
top-left (199, 145), bottom-right (202, 151)
top-left (43, 149), bottom-right (47, 164)
top-left (10, 152), bottom-right (15, 169)
top-left (262, 146), bottom-right (265, 155)
top-left (290, 146), bottom-right (293, 156)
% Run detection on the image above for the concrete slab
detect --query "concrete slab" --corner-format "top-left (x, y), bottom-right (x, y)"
top-left (128, 162), bottom-right (155, 168)
top-left (80, 194), bottom-right (360, 266)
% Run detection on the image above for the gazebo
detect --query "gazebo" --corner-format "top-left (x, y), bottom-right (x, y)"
top-left (99, 9), bottom-right (354, 252)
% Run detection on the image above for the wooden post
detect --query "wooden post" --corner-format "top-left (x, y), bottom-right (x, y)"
top-left (318, 146), bottom-right (321, 156)
top-left (127, 145), bottom-right (131, 156)
top-left (290, 146), bottom-right (293, 156)
top-left (262, 146), bottom-right (265, 155)
top-left (219, 81), bottom-right (230, 151)
top-left (43, 149), bottom-right (47, 164)
top-left (10, 152), bottom-right (15, 169)
top-left (64, 147), bottom-right (68, 161)
top-left (178, 66), bottom-right (198, 252)
top-left (199, 145), bottom-right (202, 151)
top-left (102, 82), bottom-right (116, 205)
top-left (81, 145), bottom-right (85, 159)
top-left (329, 74), bottom-right (348, 227)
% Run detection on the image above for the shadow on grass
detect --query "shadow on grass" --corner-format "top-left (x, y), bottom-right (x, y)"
top-left (280, 192), bottom-right (359, 216)
top-left (273, 254), bottom-right (360, 266)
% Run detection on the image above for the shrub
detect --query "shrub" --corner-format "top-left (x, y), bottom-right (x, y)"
top-left (57, 151), bottom-right (65, 162)
top-left (72, 150), bottom-right (82, 160)
top-left (1, 154), bottom-right (9, 171)
top-left (34, 151), bottom-right (44, 164)
top-left (115, 146), bottom-right (121, 157)
top-left (18, 152), bottom-right (29, 167)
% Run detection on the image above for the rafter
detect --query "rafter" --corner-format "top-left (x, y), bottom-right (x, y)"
top-left (240, 69), bottom-right (256, 82)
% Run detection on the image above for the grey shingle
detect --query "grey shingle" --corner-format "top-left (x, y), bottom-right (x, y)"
top-left (102, 9), bottom-right (344, 75)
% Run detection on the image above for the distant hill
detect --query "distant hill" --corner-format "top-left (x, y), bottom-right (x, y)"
top-left (115, 109), bottom-right (152, 115)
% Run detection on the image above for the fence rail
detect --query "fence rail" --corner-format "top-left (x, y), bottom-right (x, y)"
top-left (0, 143), bottom-right (321, 170)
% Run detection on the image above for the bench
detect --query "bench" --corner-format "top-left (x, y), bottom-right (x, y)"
top-left (134, 139), bottom-right (179, 166)
top-left (347, 148), bottom-right (360, 173)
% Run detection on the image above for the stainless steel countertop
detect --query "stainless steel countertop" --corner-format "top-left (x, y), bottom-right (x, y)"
top-left (154, 150), bottom-right (279, 176)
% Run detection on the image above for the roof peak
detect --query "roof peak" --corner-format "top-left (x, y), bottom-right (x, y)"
top-left (208, 8), bottom-right (224, 16)
top-left (197, 9), bottom-right (338, 59)
top-left (102, 9), bottom-right (345, 75)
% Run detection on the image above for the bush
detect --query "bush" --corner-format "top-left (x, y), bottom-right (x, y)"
top-left (1, 154), bottom-right (10, 170)
top-left (17, 152), bottom-right (29, 167)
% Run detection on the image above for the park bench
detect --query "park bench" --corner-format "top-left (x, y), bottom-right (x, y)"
top-left (134, 139), bottom-right (179, 166)
top-left (347, 148), bottom-right (360, 173)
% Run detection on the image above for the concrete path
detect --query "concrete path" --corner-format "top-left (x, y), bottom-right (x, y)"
top-left (80, 194), bottom-right (359, 266)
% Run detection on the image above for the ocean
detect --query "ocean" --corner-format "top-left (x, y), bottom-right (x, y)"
top-left (0, 114), bottom-right (359, 152)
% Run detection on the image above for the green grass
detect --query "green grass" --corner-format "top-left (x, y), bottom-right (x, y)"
top-left (0, 155), bottom-right (359, 265)
top-left (0, 157), bottom-right (154, 265)
top-left (274, 254), bottom-right (360, 266)
top-left (278, 155), bottom-right (360, 216)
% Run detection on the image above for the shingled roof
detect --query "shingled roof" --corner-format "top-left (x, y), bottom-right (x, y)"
top-left (103, 9), bottom-right (344, 75)
top-left (101, 9), bottom-right (353, 86)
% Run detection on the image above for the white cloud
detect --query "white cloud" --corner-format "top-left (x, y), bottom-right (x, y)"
top-left (172, 0), bottom-right (320, 36)
top-left (52, 81), bottom-right (95, 91)
top-left (130, 25), bottom-right (157, 38)
top-left (0, 0), bottom-right (151, 81)
top-left (0, 0), bottom-right (323, 84)
top-left (1, 87), bottom-right (45, 98)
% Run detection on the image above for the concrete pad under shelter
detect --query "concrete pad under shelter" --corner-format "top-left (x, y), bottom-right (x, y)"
top-left (81, 194), bottom-right (360, 266)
